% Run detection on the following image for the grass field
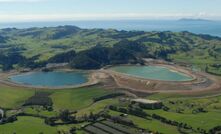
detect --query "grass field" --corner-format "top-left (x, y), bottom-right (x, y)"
top-left (109, 110), bottom-right (180, 134)
top-left (23, 106), bottom-right (58, 117)
top-left (50, 87), bottom-right (113, 111)
top-left (146, 109), bottom-right (221, 131)
top-left (0, 85), bottom-right (113, 110)
top-left (144, 94), bottom-right (221, 131)
top-left (0, 116), bottom-right (57, 134)
top-left (170, 47), bottom-right (221, 75)
top-left (1, 84), bottom-right (221, 133)
top-left (0, 116), bottom-right (89, 134)
top-left (1, 26), bottom-right (221, 133)
top-left (0, 85), bottom-right (34, 108)
top-left (76, 98), bottom-right (118, 117)
top-left (106, 92), bottom-right (221, 133)
top-left (0, 85), bottom-right (113, 133)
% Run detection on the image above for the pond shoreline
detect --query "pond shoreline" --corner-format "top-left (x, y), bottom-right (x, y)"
top-left (101, 62), bottom-right (221, 94)
top-left (108, 65), bottom-right (195, 82)
top-left (0, 61), bottom-right (220, 95)
top-left (0, 69), bottom-right (100, 90)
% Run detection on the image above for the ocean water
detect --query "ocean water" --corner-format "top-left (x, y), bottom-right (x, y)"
top-left (110, 65), bottom-right (193, 81)
top-left (0, 20), bottom-right (221, 37)
top-left (9, 71), bottom-right (88, 87)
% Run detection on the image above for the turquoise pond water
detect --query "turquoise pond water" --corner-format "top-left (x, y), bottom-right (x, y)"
top-left (110, 66), bottom-right (193, 81)
top-left (9, 71), bottom-right (88, 87)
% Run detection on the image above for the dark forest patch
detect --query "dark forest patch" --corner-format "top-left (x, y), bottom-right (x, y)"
top-left (23, 92), bottom-right (53, 107)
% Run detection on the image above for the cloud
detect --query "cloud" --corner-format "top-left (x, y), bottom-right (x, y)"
top-left (0, 12), bottom-right (220, 22)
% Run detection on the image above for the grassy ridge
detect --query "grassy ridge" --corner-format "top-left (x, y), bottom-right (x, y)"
top-left (1, 26), bottom-right (221, 74)
top-left (0, 26), bottom-right (221, 133)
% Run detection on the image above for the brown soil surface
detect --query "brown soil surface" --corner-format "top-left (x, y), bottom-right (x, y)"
top-left (101, 63), bottom-right (221, 96)
top-left (0, 62), bottom-right (220, 96)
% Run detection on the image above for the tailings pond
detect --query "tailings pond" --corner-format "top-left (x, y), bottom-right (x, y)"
top-left (110, 65), bottom-right (193, 81)
top-left (9, 71), bottom-right (88, 87)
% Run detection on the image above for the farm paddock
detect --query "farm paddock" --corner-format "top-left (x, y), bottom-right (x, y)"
top-left (0, 62), bottom-right (221, 133)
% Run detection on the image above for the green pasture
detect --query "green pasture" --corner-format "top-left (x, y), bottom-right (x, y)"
top-left (50, 87), bottom-right (113, 111)
top-left (109, 110), bottom-right (180, 134)
top-left (0, 116), bottom-right (57, 134)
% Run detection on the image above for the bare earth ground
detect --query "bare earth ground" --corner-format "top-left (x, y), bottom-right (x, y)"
top-left (101, 63), bottom-right (221, 96)
top-left (0, 62), bottom-right (221, 96)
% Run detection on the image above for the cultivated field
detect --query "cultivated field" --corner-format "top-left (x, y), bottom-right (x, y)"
top-left (0, 63), bottom-right (221, 134)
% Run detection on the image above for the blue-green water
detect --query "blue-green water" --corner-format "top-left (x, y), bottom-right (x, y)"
top-left (1, 20), bottom-right (221, 37)
top-left (9, 71), bottom-right (88, 87)
top-left (111, 66), bottom-right (193, 81)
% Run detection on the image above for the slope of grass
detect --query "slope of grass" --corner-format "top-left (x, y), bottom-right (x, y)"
top-left (0, 84), bottom-right (113, 111)
top-left (109, 110), bottom-right (180, 134)
top-left (76, 98), bottom-right (119, 117)
top-left (145, 93), bottom-right (221, 131)
top-left (0, 116), bottom-right (57, 134)
top-left (146, 109), bottom-right (221, 131)
top-left (23, 106), bottom-right (58, 117)
top-left (50, 87), bottom-right (113, 111)
top-left (0, 85), bottom-right (34, 108)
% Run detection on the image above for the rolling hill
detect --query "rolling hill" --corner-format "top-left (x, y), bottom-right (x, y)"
top-left (0, 26), bottom-right (221, 75)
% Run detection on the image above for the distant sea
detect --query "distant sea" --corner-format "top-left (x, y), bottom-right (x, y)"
top-left (0, 20), bottom-right (221, 37)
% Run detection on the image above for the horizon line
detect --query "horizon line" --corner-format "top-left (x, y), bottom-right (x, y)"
top-left (1, 18), bottom-right (221, 24)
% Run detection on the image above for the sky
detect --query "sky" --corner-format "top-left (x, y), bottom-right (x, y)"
top-left (0, 0), bottom-right (221, 22)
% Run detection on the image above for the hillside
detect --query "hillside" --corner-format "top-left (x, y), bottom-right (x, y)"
top-left (0, 26), bottom-right (221, 75)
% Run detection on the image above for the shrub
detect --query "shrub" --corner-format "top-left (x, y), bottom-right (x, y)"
top-left (93, 93), bottom-right (125, 102)
top-left (59, 110), bottom-right (73, 122)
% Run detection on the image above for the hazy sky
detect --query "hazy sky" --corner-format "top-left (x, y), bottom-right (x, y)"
top-left (0, 0), bottom-right (221, 22)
